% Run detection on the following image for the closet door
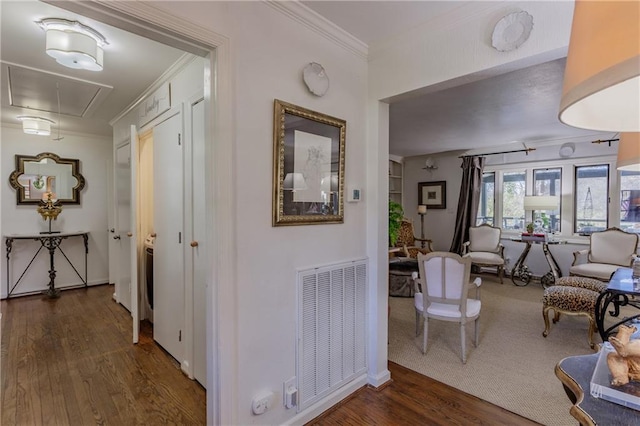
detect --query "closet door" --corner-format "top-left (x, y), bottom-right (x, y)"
top-left (114, 125), bottom-right (140, 344)
top-left (153, 112), bottom-right (184, 361)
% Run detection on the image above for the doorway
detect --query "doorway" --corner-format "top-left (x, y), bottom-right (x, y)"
top-left (36, 2), bottom-right (232, 424)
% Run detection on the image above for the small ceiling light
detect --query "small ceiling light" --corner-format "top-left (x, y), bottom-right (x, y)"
top-left (559, 0), bottom-right (640, 131)
top-left (17, 116), bottom-right (55, 136)
top-left (617, 133), bottom-right (640, 172)
top-left (36, 18), bottom-right (108, 72)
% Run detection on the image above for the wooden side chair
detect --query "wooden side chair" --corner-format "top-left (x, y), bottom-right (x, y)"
top-left (412, 252), bottom-right (482, 363)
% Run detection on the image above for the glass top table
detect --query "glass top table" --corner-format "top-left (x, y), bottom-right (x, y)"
top-left (594, 268), bottom-right (640, 342)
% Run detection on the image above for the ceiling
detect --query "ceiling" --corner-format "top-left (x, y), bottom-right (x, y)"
top-left (2, 1), bottom-right (606, 156)
top-left (303, 1), bottom-right (608, 158)
top-left (0, 1), bottom-right (187, 138)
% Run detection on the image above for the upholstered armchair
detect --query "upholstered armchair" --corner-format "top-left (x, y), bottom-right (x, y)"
top-left (392, 218), bottom-right (433, 259)
top-left (462, 224), bottom-right (505, 284)
top-left (569, 227), bottom-right (639, 282)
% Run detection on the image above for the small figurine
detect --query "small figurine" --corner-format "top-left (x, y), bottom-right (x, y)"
top-left (607, 325), bottom-right (640, 386)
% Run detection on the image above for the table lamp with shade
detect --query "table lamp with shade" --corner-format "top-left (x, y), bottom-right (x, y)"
top-left (523, 195), bottom-right (559, 234)
top-left (418, 205), bottom-right (427, 248)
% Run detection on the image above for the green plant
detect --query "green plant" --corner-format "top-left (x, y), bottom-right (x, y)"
top-left (526, 222), bottom-right (534, 233)
top-left (389, 200), bottom-right (404, 246)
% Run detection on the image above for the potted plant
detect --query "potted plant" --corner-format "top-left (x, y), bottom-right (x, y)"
top-left (526, 222), bottom-right (534, 234)
top-left (389, 200), bottom-right (404, 246)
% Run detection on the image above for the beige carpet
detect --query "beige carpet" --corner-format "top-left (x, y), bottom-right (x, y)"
top-left (388, 276), bottom-right (603, 426)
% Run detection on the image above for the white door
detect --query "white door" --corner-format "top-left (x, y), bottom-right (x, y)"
top-left (114, 125), bottom-right (140, 343)
top-left (191, 99), bottom-right (207, 386)
top-left (153, 112), bottom-right (184, 361)
top-left (114, 142), bottom-right (132, 311)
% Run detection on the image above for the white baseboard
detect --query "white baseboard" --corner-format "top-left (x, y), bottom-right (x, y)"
top-left (283, 374), bottom-right (368, 425)
top-left (368, 369), bottom-right (391, 388)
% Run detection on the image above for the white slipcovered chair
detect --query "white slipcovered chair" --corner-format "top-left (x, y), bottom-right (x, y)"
top-left (412, 252), bottom-right (482, 363)
top-left (569, 227), bottom-right (639, 282)
top-left (462, 224), bottom-right (505, 284)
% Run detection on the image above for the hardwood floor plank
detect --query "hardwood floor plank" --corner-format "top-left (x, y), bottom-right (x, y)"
top-left (307, 362), bottom-right (540, 426)
top-left (1, 285), bottom-right (206, 426)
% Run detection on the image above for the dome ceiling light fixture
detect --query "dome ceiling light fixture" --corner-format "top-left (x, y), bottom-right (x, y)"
top-left (36, 18), bottom-right (108, 72)
top-left (16, 116), bottom-right (55, 136)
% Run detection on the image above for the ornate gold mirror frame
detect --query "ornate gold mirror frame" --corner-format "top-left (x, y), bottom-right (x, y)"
top-left (9, 152), bottom-right (85, 205)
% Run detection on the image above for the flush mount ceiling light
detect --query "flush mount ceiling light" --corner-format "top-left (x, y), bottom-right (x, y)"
top-left (17, 116), bottom-right (55, 136)
top-left (559, 0), bottom-right (640, 131)
top-left (36, 18), bottom-right (108, 72)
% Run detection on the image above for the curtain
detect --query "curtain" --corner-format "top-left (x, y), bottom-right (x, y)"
top-left (449, 156), bottom-right (486, 254)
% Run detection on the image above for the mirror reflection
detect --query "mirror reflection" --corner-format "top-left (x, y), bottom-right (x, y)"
top-left (9, 152), bottom-right (85, 205)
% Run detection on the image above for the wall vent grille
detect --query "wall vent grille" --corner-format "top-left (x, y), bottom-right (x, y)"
top-left (297, 259), bottom-right (367, 411)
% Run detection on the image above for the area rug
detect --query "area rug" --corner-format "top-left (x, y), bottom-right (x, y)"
top-left (388, 276), bottom-right (603, 425)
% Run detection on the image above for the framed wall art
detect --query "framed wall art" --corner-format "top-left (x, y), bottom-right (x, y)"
top-left (418, 181), bottom-right (446, 209)
top-left (272, 99), bottom-right (346, 226)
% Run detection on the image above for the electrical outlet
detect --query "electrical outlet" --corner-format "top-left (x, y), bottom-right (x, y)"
top-left (283, 377), bottom-right (297, 409)
top-left (251, 390), bottom-right (274, 415)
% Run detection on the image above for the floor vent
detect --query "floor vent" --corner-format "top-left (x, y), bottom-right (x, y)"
top-left (297, 259), bottom-right (367, 411)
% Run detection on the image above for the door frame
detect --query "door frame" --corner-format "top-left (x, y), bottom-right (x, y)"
top-left (45, 2), bottom-right (235, 424)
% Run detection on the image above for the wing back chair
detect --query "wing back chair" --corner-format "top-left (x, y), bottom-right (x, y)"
top-left (569, 227), bottom-right (639, 281)
top-left (462, 224), bottom-right (505, 283)
top-left (393, 218), bottom-right (433, 258)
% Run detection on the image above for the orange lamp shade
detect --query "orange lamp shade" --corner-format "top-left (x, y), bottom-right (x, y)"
top-left (617, 133), bottom-right (640, 171)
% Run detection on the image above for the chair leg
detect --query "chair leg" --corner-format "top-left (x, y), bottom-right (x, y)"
top-left (542, 306), bottom-right (552, 338)
top-left (588, 317), bottom-right (596, 350)
top-left (460, 323), bottom-right (467, 363)
top-left (422, 317), bottom-right (429, 354)
top-left (499, 266), bottom-right (504, 284)
top-left (474, 318), bottom-right (479, 347)
top-left (415, 310), bottom-right (421, 337)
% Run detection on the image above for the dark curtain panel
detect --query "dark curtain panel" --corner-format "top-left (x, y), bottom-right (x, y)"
top-left (449, 156), bottom-right (486, 254)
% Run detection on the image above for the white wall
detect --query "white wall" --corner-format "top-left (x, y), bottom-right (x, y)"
top-left (112, 2), bottom-right (369, 424)
top-left (0, 126), bottom-right (111, 298)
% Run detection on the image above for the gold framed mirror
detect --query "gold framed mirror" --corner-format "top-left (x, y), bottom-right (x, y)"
top-left (9, 152), bottom-right (85, 205)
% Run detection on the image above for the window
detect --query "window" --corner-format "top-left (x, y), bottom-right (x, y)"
top-left (620, 170), bottom-right (640, 234)
top-left (502, 171), bottom-right (526, 230)
top-left (533, 168), bottom-right (562, 232)
top-left (575, 165), bottom-right (609, 234)
top-left (476, 172), bottom-right (495, 225)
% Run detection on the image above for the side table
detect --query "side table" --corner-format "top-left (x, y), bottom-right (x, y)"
top-left (510, 238), bottom-right (565, 288)
top-left (594, 267), bottom-right (640, 342)
top-left (556, 351), bottom-right (639, 425)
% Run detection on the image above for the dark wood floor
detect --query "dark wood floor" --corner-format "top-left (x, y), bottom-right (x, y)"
top-left (0, 285), bottom-right (206, 425)
top-left (308, 362), bottom-right (540, 426)
top-left (2, 285), bottom-right (540, 425)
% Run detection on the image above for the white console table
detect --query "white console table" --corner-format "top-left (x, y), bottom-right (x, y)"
top-left (4, 231), bottom-right (89, 298)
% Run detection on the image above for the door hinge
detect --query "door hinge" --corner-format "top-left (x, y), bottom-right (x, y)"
top-left (179, 232), bottom-right (182, 243)
top-left (179, 330), bottom-right (182, 342)
top-left (178, 134), bottom-right (181, 146)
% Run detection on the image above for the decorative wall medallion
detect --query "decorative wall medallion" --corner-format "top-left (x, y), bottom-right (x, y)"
top-left (491, 11), bottom-right (534, 52)
top-left (302, 62), bottom-right (330, 97)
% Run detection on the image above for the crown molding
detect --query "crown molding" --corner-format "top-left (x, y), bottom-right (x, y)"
top-left (265, 1), bottom-right (368, 60)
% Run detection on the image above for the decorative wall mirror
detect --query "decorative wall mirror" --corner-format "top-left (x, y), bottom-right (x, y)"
top-left (9, 152), bottom-right (85, 205)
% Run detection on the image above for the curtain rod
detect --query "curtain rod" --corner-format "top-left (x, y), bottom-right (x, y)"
top-left (458, 147), bottom-right (536, 158)
top-left (591, 138), bottom-right (619, 146)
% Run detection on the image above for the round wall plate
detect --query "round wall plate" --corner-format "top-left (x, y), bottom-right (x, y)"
top-left (491, 11), bottom-right (534, 52)
top-left (303, 62), bottom-right (329, 97)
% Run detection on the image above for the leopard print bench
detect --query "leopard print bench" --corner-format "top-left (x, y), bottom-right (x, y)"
top-left (542, 277), bottom-right (606, 349)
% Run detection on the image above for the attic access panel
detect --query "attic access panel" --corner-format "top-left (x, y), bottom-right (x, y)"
top-left (7, 64), bottom-right (112, 117)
